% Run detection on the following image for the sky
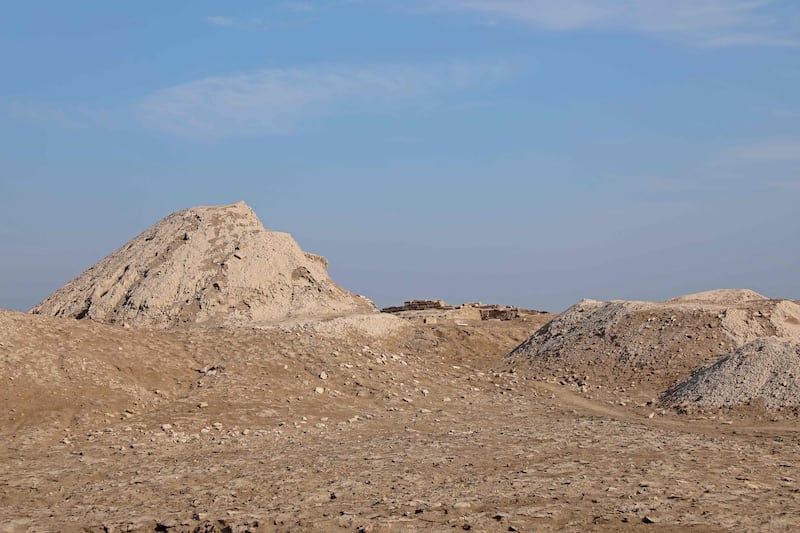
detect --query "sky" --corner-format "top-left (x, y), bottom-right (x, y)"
top-left (1, 0), bottom-right (799, 313)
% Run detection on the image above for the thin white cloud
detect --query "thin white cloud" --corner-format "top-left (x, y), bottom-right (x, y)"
top-left (139, 62), bottom-right (511, 138)
top-left (204, 16), bottom-right (235, 27)
top-left (204, 16), bottom-right (273, 30)
top-left (203, 3), bottom-right (326, 30)
top-left (735, 139), bottom-right (800, 161)
top-left (417, 0), bottom-right (799, 47)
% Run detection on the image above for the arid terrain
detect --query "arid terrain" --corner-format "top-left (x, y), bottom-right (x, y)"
top-left (4, 308), bottom-right (800, 532)
top-left (3, 203), bottom-right (800, 532)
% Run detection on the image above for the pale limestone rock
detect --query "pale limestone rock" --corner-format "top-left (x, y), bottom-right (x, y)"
top-left (31, 201), bottom-right (375, 328)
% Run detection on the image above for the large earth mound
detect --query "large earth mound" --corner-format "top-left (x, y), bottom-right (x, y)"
top-left (31, 201), bottom-right (376, 328)
top-left (664, 337), bottom-right (800, 409)
top-left (504, 290), bottom-right (800, 395)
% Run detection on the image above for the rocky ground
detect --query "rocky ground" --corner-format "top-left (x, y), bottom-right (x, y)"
top-left (3, 309), bottom-right (800, 532)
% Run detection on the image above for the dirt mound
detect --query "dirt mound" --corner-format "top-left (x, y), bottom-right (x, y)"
top-left (504, 291), bottom-right (800, 396)
top-left (664, 337), bottom-right (800, 409)
top-left (666, 289), bottom-right (767, 305)
top-left (30, 201), bottom-right (375, 328)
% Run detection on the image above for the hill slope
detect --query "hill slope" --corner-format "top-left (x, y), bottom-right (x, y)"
top-left (31, 201), bottom-right (375, 328)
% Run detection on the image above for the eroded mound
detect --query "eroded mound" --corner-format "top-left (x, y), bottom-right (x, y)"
top-left (31, 201), bottom-right (375, 328)
top-left (666, 289), bottom-right (767, 305)
top-left (504, 291), bottom-right (800, 395)
top-left (664, 337), bottom-right (800, 409)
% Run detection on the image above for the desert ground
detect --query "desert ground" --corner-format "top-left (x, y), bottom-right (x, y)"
top-left (3, 203), bottom-right (800, 532)
top-left (3, 307), bottom-right (800, 532)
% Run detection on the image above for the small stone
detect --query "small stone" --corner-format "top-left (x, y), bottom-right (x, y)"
top-left (319, 372), bottom-right (328, 380)
top-left (642, 516), bottom-right (657, 524)
top-left (160, 424), bottom-right (173, 431)
top-left (198, 402), bottom-right (209, 408)
top-left (315, 387), bottom-right (325, 394)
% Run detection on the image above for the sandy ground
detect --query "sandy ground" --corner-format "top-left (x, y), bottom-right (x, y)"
top-left (2, 310), bottom-right (800, 532)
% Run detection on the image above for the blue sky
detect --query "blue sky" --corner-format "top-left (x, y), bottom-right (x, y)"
top-left (1, 0), bottom-right (799, 312)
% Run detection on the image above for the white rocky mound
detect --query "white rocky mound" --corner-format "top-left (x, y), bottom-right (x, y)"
top-left (31, 201), bottom-right (376, 328)
top-left (504, 290), bottom-right (800, 391)
top-left (664, 337), bottom-right (800, 409)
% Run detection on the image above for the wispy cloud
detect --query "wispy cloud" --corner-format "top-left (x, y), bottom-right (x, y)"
top-left (204, 16), bottom-right (235, 27)
top-left (735, 138), bottom-right (800, 161)
top-left (139, 61), bottom-right (512, 138)
top-left (203, 3), bottom-right (326, 30)
top-left (414, 0), bottom-right (799, 47)
top-left (203, 16), bottom-right (271, 30)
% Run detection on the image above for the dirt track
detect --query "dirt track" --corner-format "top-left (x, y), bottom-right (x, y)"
top-left (2, 311), bottom-right (800, 532)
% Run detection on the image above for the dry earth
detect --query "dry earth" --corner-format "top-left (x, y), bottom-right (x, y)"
top-left (3, 308), bottom-right (800, 532)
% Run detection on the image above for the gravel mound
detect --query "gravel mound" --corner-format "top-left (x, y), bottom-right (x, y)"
top-left (504, 291), bottom-right (800, 393)
top-left (31, 201), bottom-right (375, 328)
top-left (665, 289), bottom-right (767, 305)
top-left (663, 337), bottom-right (800, 409)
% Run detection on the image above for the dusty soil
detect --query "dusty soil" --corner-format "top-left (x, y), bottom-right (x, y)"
top-left (3, 310), bottom-right (800, 532)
